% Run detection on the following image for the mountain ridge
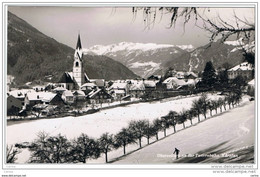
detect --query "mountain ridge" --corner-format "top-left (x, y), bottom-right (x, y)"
top-left (84, 39), bottom-right (249, 78)
top-left (7, 12), bottom-right (138, 86)
top-left (83, 42), bottom-right (194, 77)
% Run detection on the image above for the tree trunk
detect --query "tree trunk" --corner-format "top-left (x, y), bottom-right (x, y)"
top-left (173, 125), bottom-right (176, 133)
top-left (147, 136), bottom-right (150, 145)
top-left (105, 151), bottom-right (108, 163)
top-left (164, 129), bottom-right (166, 137)
top-left (156, 133), bottom-right (158, 140)
top-left (210, 110), bottom-right (212, 117)
top-left (220, 106), bottom-right (222, 113)
top-left (204, 113), bottom-right (206, 119)
top-left (223, 105), bottom-right (226, 111)
top-left (197, 114), bottom-right (200, 122)
top-left (139, 138), bottom-right (142, 148)
top-left (123, 145), bottom-right (126, 155)
top-left (215, 109), bottom-right (217, 114)
top-left (183, 122), bottom-right (185, 129)
top-left (190, 119), bottom-right (193, 125)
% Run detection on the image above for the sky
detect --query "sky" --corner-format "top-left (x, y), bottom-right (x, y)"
top-left (8, 6), bottom-right (255, 49)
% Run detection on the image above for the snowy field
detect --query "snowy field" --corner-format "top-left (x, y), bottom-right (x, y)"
top-left (6, 94), bottom-right (253, 163)
top-left (114, 100), bottom-right (255, 164)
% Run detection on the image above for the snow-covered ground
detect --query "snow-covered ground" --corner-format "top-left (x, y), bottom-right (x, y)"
top-left (6, 94), bottom-right (252, 163)
top-left (114, 100), bottom-right (255, 164)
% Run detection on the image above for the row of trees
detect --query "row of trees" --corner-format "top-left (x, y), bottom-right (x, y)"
top-left (9, 92), bottom-right (243, 164)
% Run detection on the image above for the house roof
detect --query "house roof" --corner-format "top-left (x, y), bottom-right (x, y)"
top-left (84, 73), bottom-right (90, 83)
top-left (53, 87), bottom-right (67, 91)
top-left (185, 79), bottom-right (198, 85)
top-left (176, 71), bottom-right (185, 79)
top-left (248, 79), bottom-right (254, 86)
top-left (185, 72), bottom-right (198, 78)
top-left (143, 80), bottom-right (157, 88)
top-left (26, 92), bottom-right (57, 102)
top-left (88, 89), bottom-right (102, 98)
top-left (9, 89), bottom-right (35, 99)
top-left (163, 77), bottom-right (186, 86)
top-left (81, 82), bottom-right (97, 88)
top-left (130, 82), bottom-right (145, 91)
top-left (90, 79), bottom-right (105, 87)
top-left (113, 90), bottom-right (126, 94)
top-left (110, 82), bottom-right (128, 90)
top-left (228, 62), bottom-right (253, 71)
top-left (58, 72), bottom-right (75, 83)
top-left (62, 90), bottom-right (74, 97)
top-left (73, 90), bottom-right (85, 96)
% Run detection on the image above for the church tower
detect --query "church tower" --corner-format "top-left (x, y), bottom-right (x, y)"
top-left (73, 33), bottom-right (85, 87)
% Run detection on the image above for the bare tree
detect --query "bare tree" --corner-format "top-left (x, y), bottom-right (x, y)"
top-left (168, 111), bottom-right (178, 133)
top-left (114, 128), bottom-right (136, 155)
top-left (152, 118), bottom-right (163, 140)
top-left (143, 120), bottom-right (156, 145)
top-left (28, 132), bottom-right (72, 163)
top-left (6, 145), bottom-right (20, 163)
top-left (191, 99), bottom-right (201, 122)
top-left (161, 113), bottom-right (172, 137)
top-left (71, 134), bottom-right (100, 163)
top-left (187, 109), bottom-right (196, 125)
top-left (198, 94), bottom-right (209, 119)
top-left (133, 7), bottom-right (254, 44)
top-left (217, 98), bottom-right (224, 113)
top-left (98, 132), bottom-right (114, 163)
top-left (208, 100), bottom-right (214, 116)
top-left (177, 110), bottom-right (187, 129)
top-left (128, 120), bottom-right (149, 148)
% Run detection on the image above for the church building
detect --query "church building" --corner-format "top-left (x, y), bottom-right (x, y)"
top-left (58, 34), bottom-right (90, 90)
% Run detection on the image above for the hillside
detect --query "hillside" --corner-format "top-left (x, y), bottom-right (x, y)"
top-left (84, 42), bottom-right (193, 78)
top-left (159, 40), bottom-right (246, 75)
top-left (84, 39), bottom-right (248, 78)
top-left (7, 12), bottom-right (138, 85)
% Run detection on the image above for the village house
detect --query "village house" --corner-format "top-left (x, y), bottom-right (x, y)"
top-left (7, 95), bottom-right (23, 111)
top-left (147, 75), bottom-right (162, 81)
top-left (109, 82), bottom-right (130, 100)
top-left (87, 88), bottom-right (112, 104)
top-left (73, 90), bottom-right (86, 101)
top-left (80, 82), bottom-right (98, 95)
top-left (129, 81), bottom-right (145, 98)
top-left (61, 90), bottom-right (74, 104)
top-left (32, 85), bottom-right (45, 92)
top-left (227, 62), bottom-right (253, 80)
top-left (8, 89), bottom-right (36, 106)
top-left (184, 72), bottom-right (198, 80)
top-left (175, 71), bottom-right (185, 79)
top-left (24, 92), bottom-right (63, 107)
top-left (53, 86), bottom-right (67, 94)
top-left (162, 77), bottom-right (187, 90)
top-left (143, 80), bottom-right (158, 91)
top-left (89, 79), bottom-right (105, 88)
top-left (247, 79), bottom-right (255, 96)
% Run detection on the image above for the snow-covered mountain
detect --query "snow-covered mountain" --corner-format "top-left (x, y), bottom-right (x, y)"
top-left (84, 39), bottom-right (253, 78)
top-left (157, 38), bottom-right (254, 75)
top-left (83, 42), bottom-right (194, 78)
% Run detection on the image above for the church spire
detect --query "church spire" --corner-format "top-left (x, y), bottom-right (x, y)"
top-left (76, 33), bottom-right (82, 49)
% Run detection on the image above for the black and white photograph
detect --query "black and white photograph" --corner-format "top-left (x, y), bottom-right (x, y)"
top-left (1, 1), bottom-right (258, 176)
